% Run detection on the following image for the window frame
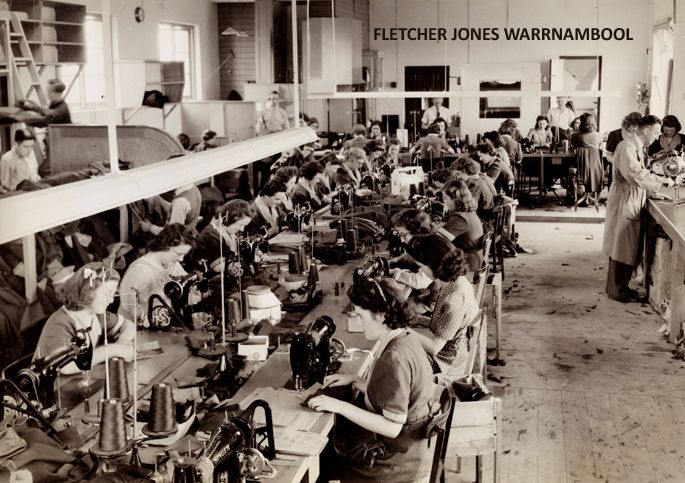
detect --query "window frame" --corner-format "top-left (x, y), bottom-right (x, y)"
top-left (158, 21), bottom-right (197, 100)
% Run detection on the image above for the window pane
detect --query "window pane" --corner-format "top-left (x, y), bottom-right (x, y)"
top-left (159, 23), bottom-right (194, 99)
top-left (173, 28), bottom-right (189, 54)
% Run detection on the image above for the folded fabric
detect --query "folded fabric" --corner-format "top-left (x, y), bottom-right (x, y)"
top-left (0, 428), bottom-right (27, 461)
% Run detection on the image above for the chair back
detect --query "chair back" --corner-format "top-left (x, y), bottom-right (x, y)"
top-left (465, 309), bottom-right (488, 379)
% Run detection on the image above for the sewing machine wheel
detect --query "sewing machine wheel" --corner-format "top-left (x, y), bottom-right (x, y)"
top-left (150, 305), bottom-right (172, 328)
top-left (329, 338), bottom-right (346, 362)
top-left (242, 448), bottom-right (266, 478)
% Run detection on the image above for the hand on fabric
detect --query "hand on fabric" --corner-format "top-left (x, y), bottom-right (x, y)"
top-left (307, 394), bottom-right (345, 414)
top-left (322, 373), bottom-right (362, 389)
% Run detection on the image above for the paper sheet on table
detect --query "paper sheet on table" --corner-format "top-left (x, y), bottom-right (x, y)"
top-left (272, 427), bottom-right (328, 456)
top-left (237, 384), bottom-right (324, 431)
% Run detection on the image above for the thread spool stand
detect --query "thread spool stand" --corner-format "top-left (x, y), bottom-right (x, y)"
top-left (142, 383), bottom-right (178, 439)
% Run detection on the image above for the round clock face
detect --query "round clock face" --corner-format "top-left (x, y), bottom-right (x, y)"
top-left (134, 6), bottom-right (145, 23)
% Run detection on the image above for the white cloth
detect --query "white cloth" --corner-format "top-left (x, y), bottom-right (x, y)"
top-left (546, 106), bottom-right (575, 130)
top-left (0, 146), bottom-right (40, 191)
top-left (421, 105), bottom-right (451, 127)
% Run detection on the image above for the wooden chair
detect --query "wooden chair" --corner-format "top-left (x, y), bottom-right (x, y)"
top-left (429, 310), bottom-right (502, 483)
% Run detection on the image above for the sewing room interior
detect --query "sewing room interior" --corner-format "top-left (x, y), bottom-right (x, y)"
top-left (1, 0), bottom-right (685, 482)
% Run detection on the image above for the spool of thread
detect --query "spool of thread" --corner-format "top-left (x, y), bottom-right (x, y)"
top-left (334, 282), bottom-right (340, 296)
top-left (298, 246), bottom-right (309, 272)
top-left (341, 219), bottom-right (350, 239)
top-left (346, 228), bottom-right (358, 251)
top-left (108, 357), bottom-right (130, 401)
top-left (241, 289), bottom-right (250, 319)
top-left (228, 297), bottom-right (241, 327)
top-left (409, 183), bottom-right (417, 198)
top-left (288, 251), bottom-right (301, 274)
top-left (144, 383), bottom-right (176, 436)
top-left (418, 182), bottom-right (425, 196)
top-left (97, 399), bottom-right (127, 453)
top-left (308, 263), bottom-right (319, 284)
top-left (464, 134), bottom-right (470, 146)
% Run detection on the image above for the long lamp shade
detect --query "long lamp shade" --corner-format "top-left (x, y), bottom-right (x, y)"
top-left (0, 127), bottom-right (317, 244)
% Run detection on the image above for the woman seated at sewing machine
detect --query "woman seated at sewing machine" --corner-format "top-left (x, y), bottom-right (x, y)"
top-left (118, 224), bottom-right (196, 326)
top-left (440, 179), bottom-right (484, 271)
top-left (528, 115), bottom-right (553, 148)
top-left (335, 147), bottom-right (365, 188)
top-left (188, 199), bottom-right (260, 280)
top-left (36, 262), bottom-right (135, 375)
top-left (406, 234), bottom-right (479, 376)
top-left (271, 166), bottom-right (299, 211)
top-left (246, 179), bottom-right (289, 237)
top-left (307, 277), bottom-right (442, 482)
top-left (291, 160), bottom-right (338, 211)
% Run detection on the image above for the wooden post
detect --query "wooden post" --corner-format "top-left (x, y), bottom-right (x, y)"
top-left (290, 0), bottom-right (300, 126)
top-left (669, 242), bottom-right (685, 343)
top-left (119, 206), bottom-right (128, 243)
top-left (22, 234), bottom-right (37, 302)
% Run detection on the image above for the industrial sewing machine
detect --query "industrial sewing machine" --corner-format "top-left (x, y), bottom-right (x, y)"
top-left (289, 316), bottom-right (342, 390)
top-left (353, 255), bottom-right (390, 286)
top-left (167, 400), bottom-right (276, 483)
top-left (148, 271), bottom-right (211, 330)
top-left (0, 331), bottom-right (92, 443)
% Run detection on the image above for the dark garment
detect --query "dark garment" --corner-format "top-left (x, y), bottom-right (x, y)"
top-left (606, 258), bottom-right (635, 299)
top-left (467, 175), bottom-right (496, 220)
top-left (443, 211), bottom-right (483, 251)
top-left (485, 160), bottom-right (514, 195)
top-left (23, 100), bottom-right (71, 127)
top-left (605, 128), bottom-right (623, 155)
top-left (501, 135), bottom-right (523, 165)
top-left (290, 183), bottom-right (325, 211)
top-left (414, 135), bottom-right (450, 159)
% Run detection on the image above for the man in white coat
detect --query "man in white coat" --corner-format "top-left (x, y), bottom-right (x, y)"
top-left (603, 115), bottom-right (674, 302)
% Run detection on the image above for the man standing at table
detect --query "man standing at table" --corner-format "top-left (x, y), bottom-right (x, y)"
top-left (546, 97), bottom-right (574, 140)
top-left (421, 97), bottom-right (451, 130)
top-left (254, 91), bottom-right (290, 191)
top-left (603, 115), bottom-right (673, 303)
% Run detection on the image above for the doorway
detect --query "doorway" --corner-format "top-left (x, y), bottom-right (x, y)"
top-left (558, 56), bottom-right (602, 129)
top-left (404, 65), bottom-right (449, 142)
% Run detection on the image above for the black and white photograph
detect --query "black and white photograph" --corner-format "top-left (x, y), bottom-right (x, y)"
top-left (0, 0), bottom-right (684, 481)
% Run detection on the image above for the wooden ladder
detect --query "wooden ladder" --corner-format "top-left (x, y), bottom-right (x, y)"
top-left (7, 12), bottom-right (47, 105)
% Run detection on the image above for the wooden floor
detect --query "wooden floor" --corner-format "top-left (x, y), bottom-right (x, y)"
top-left (444, 221), bottom-right (685, 483)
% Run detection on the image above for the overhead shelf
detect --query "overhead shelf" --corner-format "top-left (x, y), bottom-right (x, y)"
top-left (0, 127), bottom-right (318, 244)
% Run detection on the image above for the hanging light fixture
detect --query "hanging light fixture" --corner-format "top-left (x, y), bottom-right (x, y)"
top-left (221, 26), bottom-right (248, 37)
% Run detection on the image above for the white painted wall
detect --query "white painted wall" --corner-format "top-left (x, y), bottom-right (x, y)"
top-left (369, 0), bottom-right (652, 136)
top-left (61, 0), bottom-right (220, 100)
top-left (669, 0), bottom-right (685, 117)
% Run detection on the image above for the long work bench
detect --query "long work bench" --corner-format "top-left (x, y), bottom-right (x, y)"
top-left (648, 191), bottom-right (685, 342)
top-left (60, 257), bottom-right (374, 483)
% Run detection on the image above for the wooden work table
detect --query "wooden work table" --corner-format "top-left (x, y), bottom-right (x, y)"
top-left (61, 256), bottom-right (375, 483)
top-left (648, 189), bottom-right (685, 342)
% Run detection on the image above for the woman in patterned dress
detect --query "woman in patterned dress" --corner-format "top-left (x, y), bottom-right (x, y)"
top-left (406, 234), bottom-right (479, 376)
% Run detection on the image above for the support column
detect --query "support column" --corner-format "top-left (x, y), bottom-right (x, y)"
top-left (255, 0), bottom-right (274, 84)
top-left (22, 234), bottom-right (37, 303)
top-left (671, 1), bottom-right (685, 115)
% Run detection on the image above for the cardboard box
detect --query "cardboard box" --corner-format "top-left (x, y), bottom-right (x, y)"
top-left (238, 336), bottom-right (269, 361)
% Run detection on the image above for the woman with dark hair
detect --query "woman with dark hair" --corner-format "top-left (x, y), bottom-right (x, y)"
top-left (441, 179), bottom-right (484, 270)
top-left (119, 224), bottom-right (196, 325)
top-left (307, 277), bottom-right (441, 482)
top-left (36, 262), bottom-right (135, 375)
top-left (193, 129), bottom-right (218, 152)
top-left (528, 115), bottom-right (553, 147)
top-left (368, 120), bottom-right (385, 143)
top-left (291, 160), bottom-right (329, 210)
top-left (570, 113), bottom-right (604, 202)
top-left (649, 114), bottom-right (682, 155)
top-left (475, 144), bottom-right (514, 195)
top-left (483, 131), bottom-right (510, 167)
top-left (246, 179), bottom-right (288, 237)
top-left (407, 234), bottom-right (479, 376)
top-left (188, 200), bottom-right (254, 274)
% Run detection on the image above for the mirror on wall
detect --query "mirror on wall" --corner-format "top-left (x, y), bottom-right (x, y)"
top-left (558, 56), bottom-right (602, 126)
top-left (479, 80), bottom-right (521, 119)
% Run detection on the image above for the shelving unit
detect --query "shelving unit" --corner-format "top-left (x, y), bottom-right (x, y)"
top-left (0, 0), bottom-right (85, 65)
